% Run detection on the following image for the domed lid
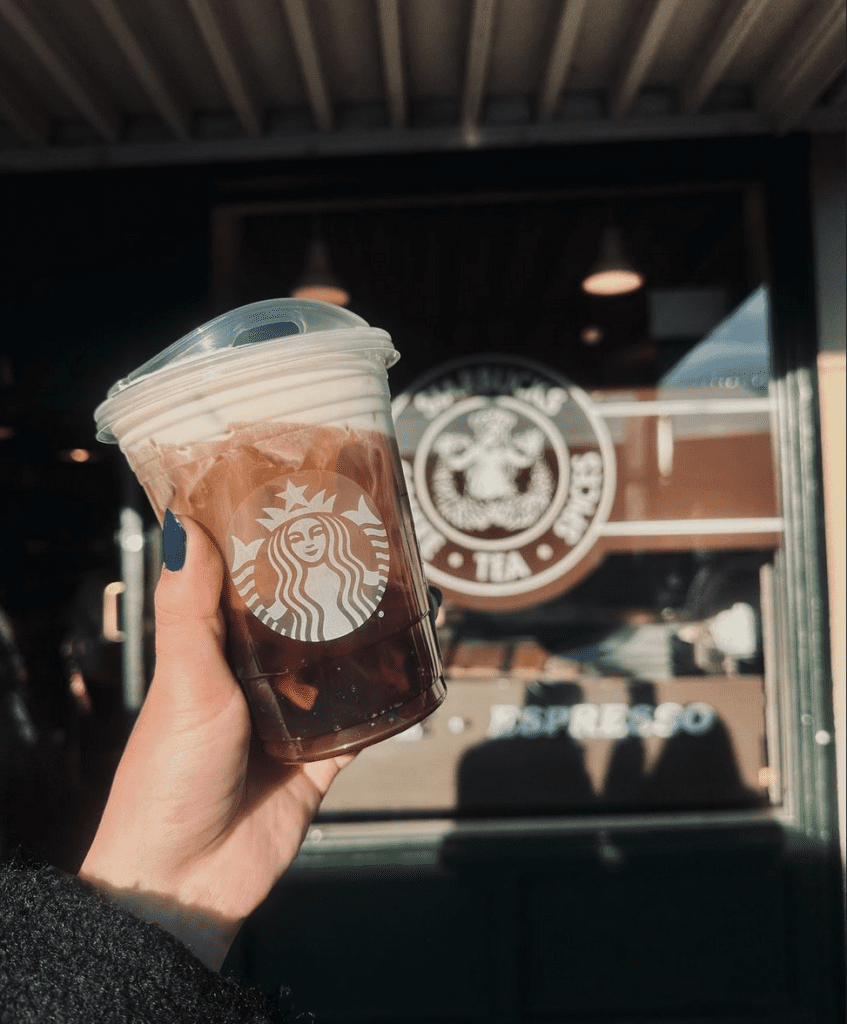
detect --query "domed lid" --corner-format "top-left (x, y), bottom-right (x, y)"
top-left (107, 298), bottom-right (376, 397)
top-left (95, 298), bottom-right (396, 444)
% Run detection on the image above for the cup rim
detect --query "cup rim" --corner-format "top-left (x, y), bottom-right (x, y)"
top-left (95, 327), bottom-right (397, 445)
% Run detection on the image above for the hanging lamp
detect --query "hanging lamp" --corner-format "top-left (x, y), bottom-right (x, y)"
top-left (581, 225), bottom-right (644, 296)
top-left (292, 233), bottom-right (351, 306)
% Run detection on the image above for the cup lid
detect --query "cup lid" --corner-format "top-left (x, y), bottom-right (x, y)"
top-left (107, 298), bottom-right (375, 397)
top-left (95, 298), bottom-right (396, 444)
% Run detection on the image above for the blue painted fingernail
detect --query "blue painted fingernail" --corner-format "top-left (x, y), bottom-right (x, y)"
top-left (163, 509), bottom-right (186, 571)
top-left (427, 586), bottom-right (443, 629)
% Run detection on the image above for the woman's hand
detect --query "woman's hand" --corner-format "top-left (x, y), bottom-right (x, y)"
top-left (79, 512), bottom-right (351, 970)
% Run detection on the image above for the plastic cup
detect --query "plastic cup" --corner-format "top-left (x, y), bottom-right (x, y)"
top-left (95, 299), bottom-right (446, 761)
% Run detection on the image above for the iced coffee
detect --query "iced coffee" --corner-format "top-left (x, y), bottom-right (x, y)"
top-left (95, 300), bottom-right (445, 761)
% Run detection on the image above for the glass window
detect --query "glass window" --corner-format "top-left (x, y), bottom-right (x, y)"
top-left (219, 186), bottom-right (782, 821)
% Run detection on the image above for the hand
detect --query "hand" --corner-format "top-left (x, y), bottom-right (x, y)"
top-left (79, 513), bottom-right (352, 970)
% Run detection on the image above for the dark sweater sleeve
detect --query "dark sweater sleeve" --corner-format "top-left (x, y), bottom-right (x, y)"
top-left (0, 862), bottom-right (307, 1023)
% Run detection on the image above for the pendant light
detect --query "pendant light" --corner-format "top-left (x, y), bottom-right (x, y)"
top-left (292, 231), bottom-right (351, 306)
top-left (581, 224), bottom-right (644, 296)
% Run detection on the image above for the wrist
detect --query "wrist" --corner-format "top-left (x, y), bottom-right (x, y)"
top-left (78, 871), bottom-right (242, 971)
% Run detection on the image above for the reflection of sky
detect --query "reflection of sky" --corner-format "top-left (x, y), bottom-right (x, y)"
top-left (660, 286), bottom-right (771, 396)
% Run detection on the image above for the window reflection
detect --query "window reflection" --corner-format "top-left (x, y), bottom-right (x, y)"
top-left (318, 284), bottom-right (779, 821)
top-left (229, 192), bottom-right (781, 823)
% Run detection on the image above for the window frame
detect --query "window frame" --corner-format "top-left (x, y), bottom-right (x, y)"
top-left (209, 135), bottom-right (838, 851)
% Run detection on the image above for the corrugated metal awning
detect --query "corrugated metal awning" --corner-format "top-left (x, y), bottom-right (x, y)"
top-left (0, 0), bottom-right (844, 172)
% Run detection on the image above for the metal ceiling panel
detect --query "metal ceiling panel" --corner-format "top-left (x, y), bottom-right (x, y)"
top-left (404, 0), bottom-right (470, 100)
top-left (41, 0), bottom-right (152, 114)
top-left (140, 0), bottom-right (237, 111)
top-left (487, 0), bottom-right (561, 98)
top-left (646, 0), bottom-right (726, 86)
top-left (609, 0), bottom-right (685, 117)
top-left (0, 0), bottom-right (119, 126)
top-left (231, 0), bottom-right (306, 109)
top-left (537, 0), bottom-right (589, 121)
top-left (566, 0), bottom-right (644, 91)
top-left (376, 0), bottom-right (407, 126)
top-left (87, 0), bottom-right (190, 137)
top-left (721, 0), bottom-right (822, 78)
top-left (309, 0), bottom-right (384, 105)
top-left (0, 0), bottom-right (842, 171)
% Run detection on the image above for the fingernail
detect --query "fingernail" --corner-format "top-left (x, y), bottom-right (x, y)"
top-left (427, 586), bottom-right (443, 630)
top-left (163, 509), bottom-right (186, 571)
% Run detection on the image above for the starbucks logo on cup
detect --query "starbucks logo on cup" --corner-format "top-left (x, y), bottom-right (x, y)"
top-left (228, 471), bottom-right (389, 642)
top-left (393, 356), bottom-right (616, 611)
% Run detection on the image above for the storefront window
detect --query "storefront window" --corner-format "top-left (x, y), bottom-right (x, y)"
top-left (216, 185), bottom-right (782, 822)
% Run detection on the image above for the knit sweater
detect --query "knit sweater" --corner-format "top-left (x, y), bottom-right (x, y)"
top-left (0, 862), bottom-right (306, 1023)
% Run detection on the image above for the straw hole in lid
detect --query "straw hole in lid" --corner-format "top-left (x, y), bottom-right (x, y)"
top-left (233, 321), bottom-right (300, 346)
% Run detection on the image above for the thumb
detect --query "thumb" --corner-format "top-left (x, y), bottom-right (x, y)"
top-left (151, 510), bottom-right (235, 712)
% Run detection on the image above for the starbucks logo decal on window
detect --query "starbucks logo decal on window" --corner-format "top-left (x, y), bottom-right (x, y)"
top-left (393, 356), bottom-right (616, 611)
top-left (430, 405), bottom-right (557, 533)
top-left (228, 472), bottom-right (389, 642)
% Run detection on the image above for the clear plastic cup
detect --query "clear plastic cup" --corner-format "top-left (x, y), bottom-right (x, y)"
top-left (95, 299), bottom-right (445, 761)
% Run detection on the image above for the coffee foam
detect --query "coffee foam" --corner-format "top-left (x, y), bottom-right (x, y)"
top-left (96, 323), bottom-right (398, 447)
top-left (114, 360), bottom-right (394, 455)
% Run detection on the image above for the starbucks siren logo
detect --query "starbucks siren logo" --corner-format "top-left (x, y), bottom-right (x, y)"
top-left (431, 406), bottom-right (555, 532)
top-left (228, 471), bottom-right (389, 642)
top-left (392, 356), bottom-right (616, 611)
